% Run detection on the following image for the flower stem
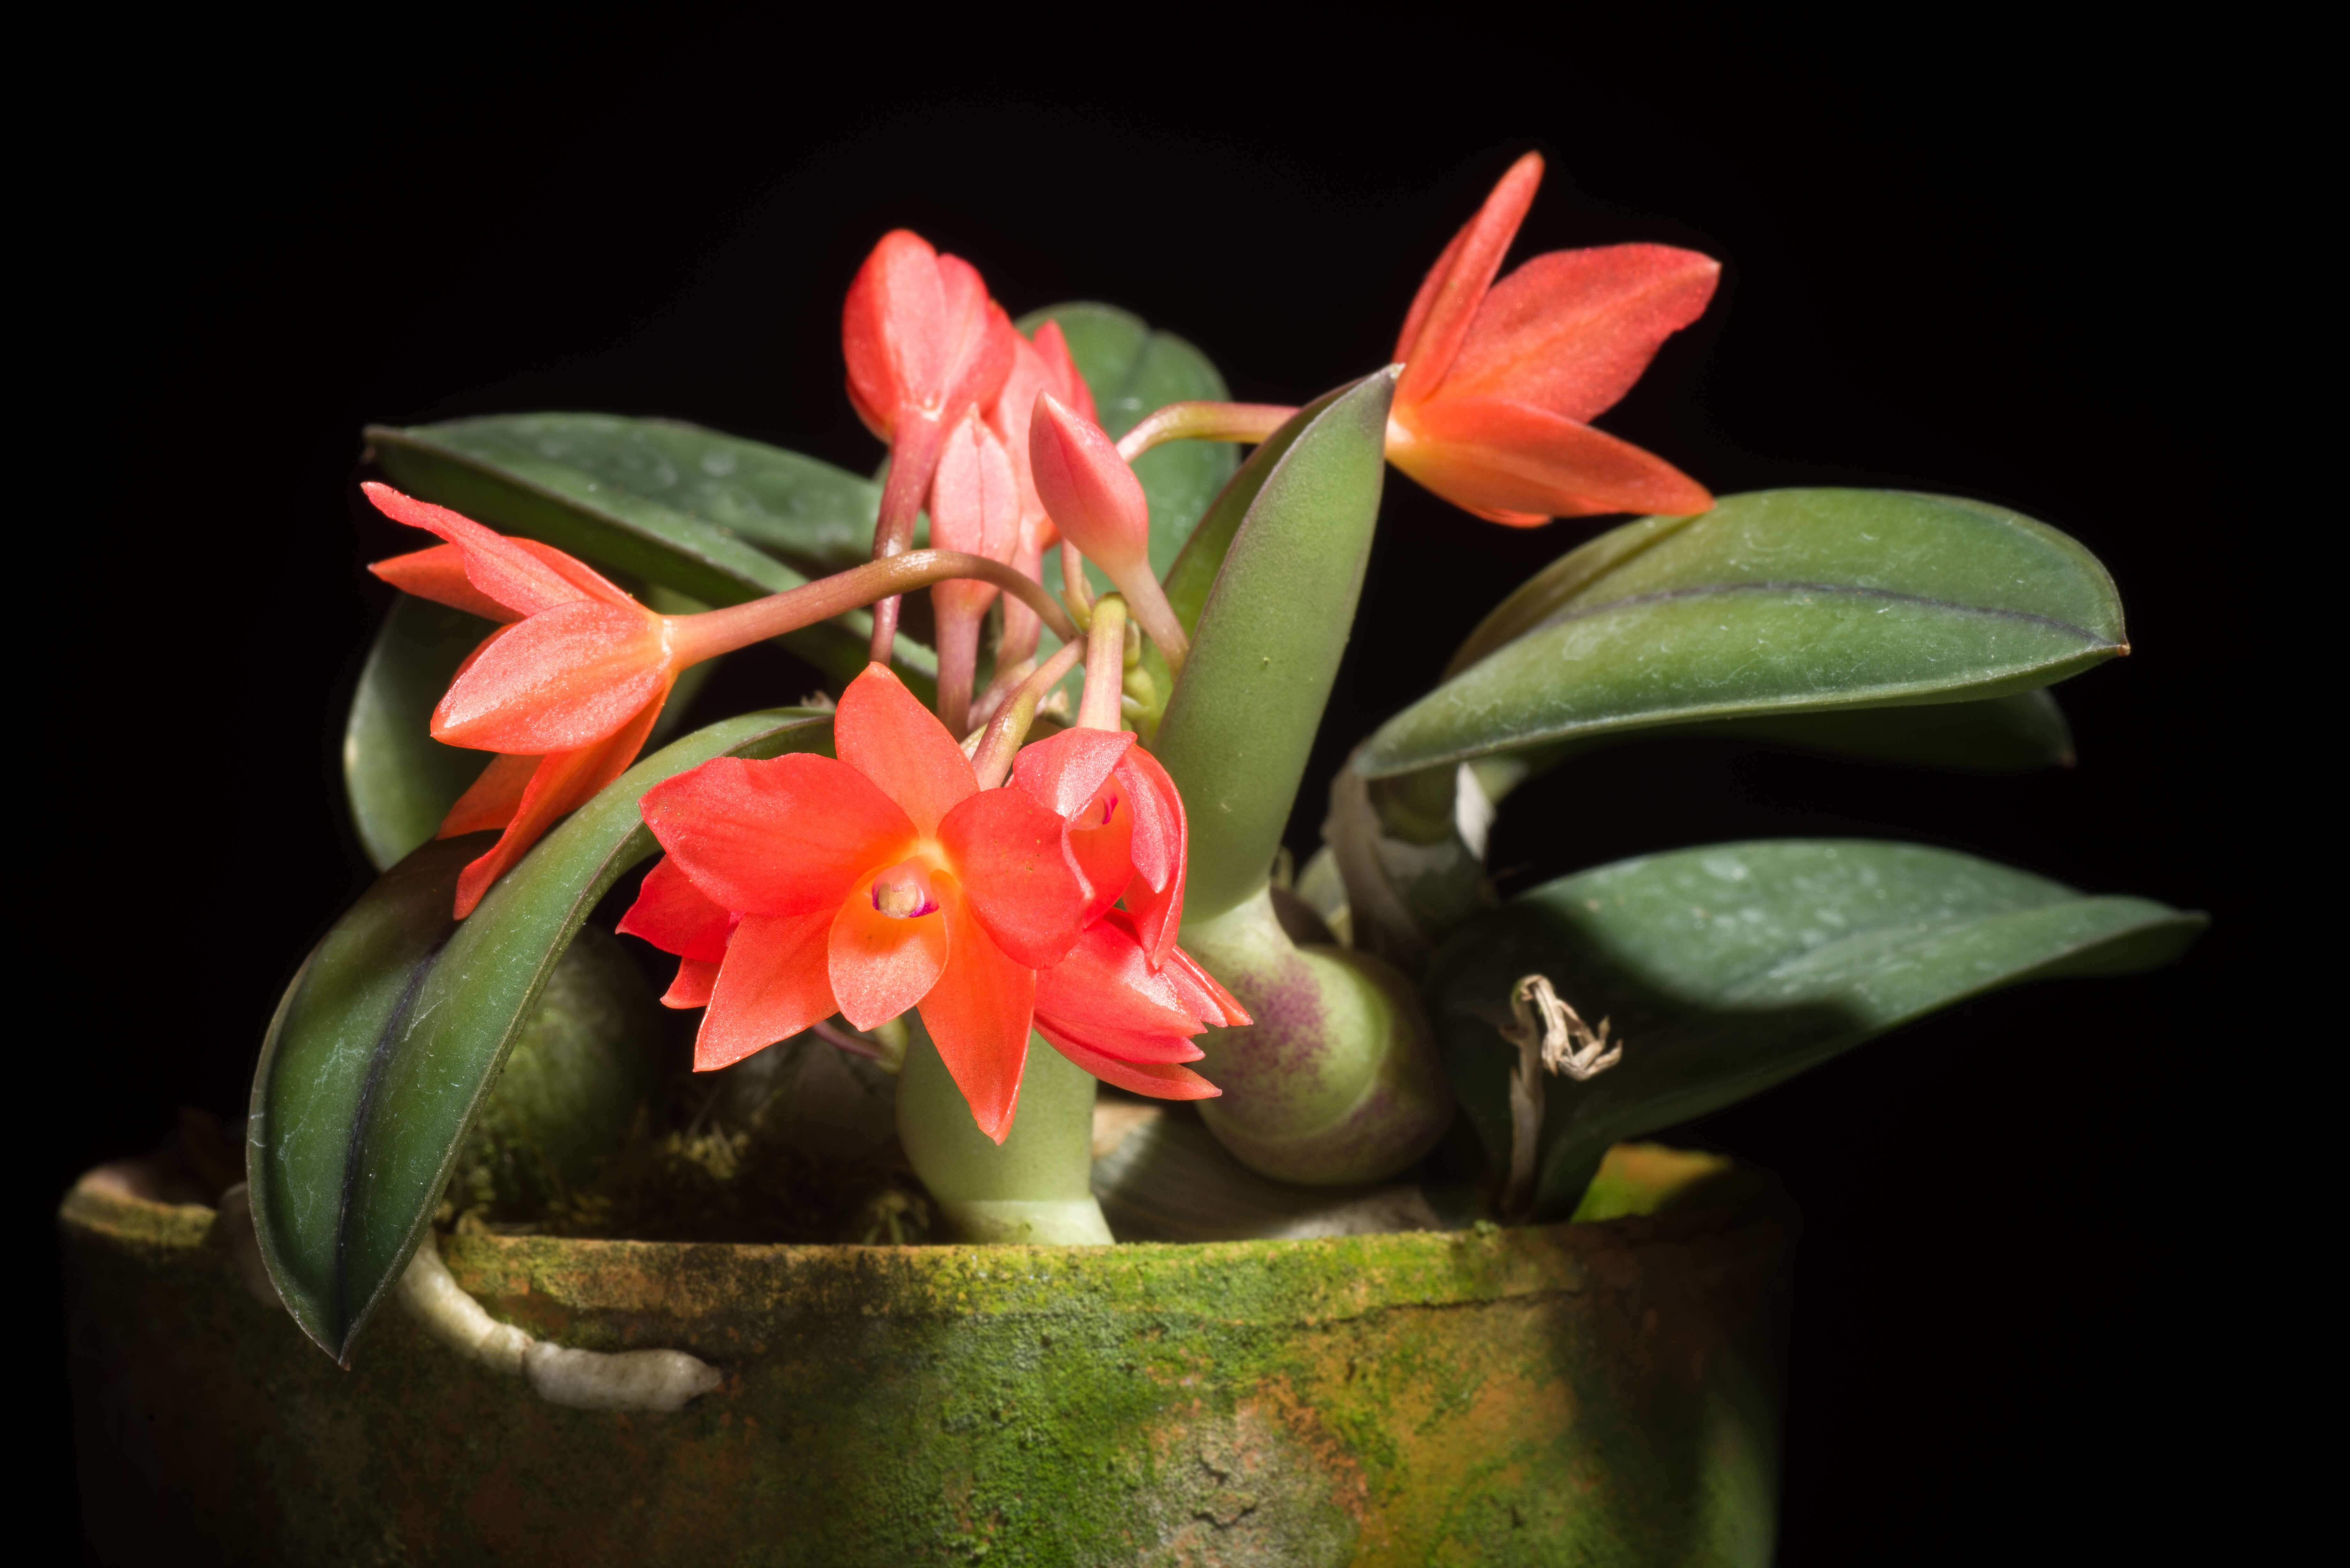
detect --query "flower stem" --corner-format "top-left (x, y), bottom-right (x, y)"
top-left (1059, 539), bottom-right (1095, 622)
top-left (970, 639), bottom-right (1084, 789)
top-left (1117, 571), bottom-right (1190, 677)
top-left (1114, 400), bottom-right (1296, 463)
top-left (867, 416), bottom-right (949, 664)
top-left (1079, 595), bottom-right (1128, 731)
top-left (668, 550), bottom-right (1073, 669)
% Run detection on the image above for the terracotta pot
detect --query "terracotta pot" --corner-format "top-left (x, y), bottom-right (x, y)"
top-left (60, 1163), bottom-right (1789, 1565)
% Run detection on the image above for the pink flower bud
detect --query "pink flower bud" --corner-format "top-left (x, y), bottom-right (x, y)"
top-left (1028, 391), bottom-right (1150, 580)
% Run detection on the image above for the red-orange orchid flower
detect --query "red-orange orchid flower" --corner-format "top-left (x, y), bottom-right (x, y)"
top-left (364, 481), bottom-right (690, 918)
top-left (1008, 629), bottom-right (1246, 1101)
top-left (1011, 726), bottom-right (1189, 970)
top-left (621, 664), bottom-right (1088, 1141)
top-left (1386, 152), bottom-right (1719, 525)
top-left (843, 230), bottom-right (1019, 660)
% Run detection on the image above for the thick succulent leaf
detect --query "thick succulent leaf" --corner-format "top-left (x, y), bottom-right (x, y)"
top-left (1016, 303), bottom-right (1236, 577)
top-left (1361, 490), bottom-right (2126, 776)
top-left (1483, 688), bottom-right (2075, 790)
top-left (367, 419), bottom-right (932, 694)
top-left (1135, 383), bottom-right (1352, 705)
top-left (250, 709), bottom-right (831, 1362)
top-left (1703, 687), bottom-right (2073, 770)
top-left (344, 597), bottom-right (500, 871)
top-left (1152, 370), bottom-right (1397, 922)
top-left (1426, 841), bottom-right (2203, 1220)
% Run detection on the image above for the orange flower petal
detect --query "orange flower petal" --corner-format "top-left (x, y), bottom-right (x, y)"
top-left (430, 600), bottom-right (671, 753)
top-left (1442, 244), bottom-right (1720, 425)
top-left (640, 752), bottom-right (916, 918)
top-left (509, 538), bottom-right (644, 610)
top-left (369, 545), bottom-right (523, 623)
top-left (1036, 1025), bottom-right (1218, 1101)
top-left (663, 957), bottom-right (722, 1010)
top-left (1392, 396), bottom-right (1713, 522)
top-left (915, 889), bottom-right (1037, 1143)
top-left (697, 910), bottom-right (838, 1070)
top-left (447, 699), bottom-right (661, 918)
top-left (1111, 747), bottom-right (1186, 969)
top-left (936, 787), bottom-right (1088, 970)
top-left (1394, 152), bottom-right (1543, 410)
top-left (616, 855), bottom-right (734, 962)
top-left (361, 482), bottom-right (588, 618)
top-left (438, 751), bottom-right (539, 837)
top-left (833, 664), bottom-right (975, 836)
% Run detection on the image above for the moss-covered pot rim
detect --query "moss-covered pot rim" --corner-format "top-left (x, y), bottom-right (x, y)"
top-left (61, 1156), bottom-right (1783, 1331)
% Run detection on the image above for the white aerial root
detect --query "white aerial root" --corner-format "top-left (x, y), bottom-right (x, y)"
top-left (1496, 974), bottom-right (1626, 1217)
top-left (395, 1235), bottom-right (724, 1412)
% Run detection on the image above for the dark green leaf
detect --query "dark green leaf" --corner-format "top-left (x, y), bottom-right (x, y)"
top-left (1485, 688), bottom-right (2076, 789)
top-left (1425, 841), bottom-right (2203, 1220)
top-left (251, 709), bottom-right (831, 1361)
top-left (1152, 370), bottom-right (1397, 921)
top-left (393, 413), bottom-right (880, 574)
top-left (343, 597), bottom-right (498, 871)
top-left (1017, 303), bottom-right (1236, 576)
top-left (367, 419), bottom-right (932, 696)
top-left (1704, 687), bottom-right (2074, 771)
top-left (1361, 489), bottom-right (2126, 777)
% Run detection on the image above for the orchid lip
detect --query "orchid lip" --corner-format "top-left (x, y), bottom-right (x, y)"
top-left (870, 861), bottom-right (942, 920)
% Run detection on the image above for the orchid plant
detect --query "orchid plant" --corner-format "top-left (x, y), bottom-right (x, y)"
top-left (248, 153), bottom-right (2201, 1370)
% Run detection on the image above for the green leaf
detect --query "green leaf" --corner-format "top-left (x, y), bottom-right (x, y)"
top-left (1485, 688), bottom-right (2076, 790)
top-left (1425, 841), bottom-right (2203, 1220)
top-left (1135, 383), bottom-right (1353, 708)
top-left (250, 709), bottom-right (831, 1362)
top-left (393, 413), bottom-right (881, 574)
top-left (1016, 303), bottom-right (1236, 577)
top-left (1361, 489), bottom-right (2126, 777)
top-left (343, 597), bottom-right (497, 871)
top-left (366, 418), bottom-right (932, 696)
top-left (1153, 370), bottom-right (1397, 922)
top-left (1705, 687), bottom-right (2075, 771)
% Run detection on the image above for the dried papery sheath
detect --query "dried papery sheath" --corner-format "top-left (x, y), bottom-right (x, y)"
top-left (1495, 974), bottom-right (1625, 1216)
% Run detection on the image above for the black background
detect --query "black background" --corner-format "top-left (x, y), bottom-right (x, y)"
top-left (34, 11), bottom-right (2254, 1563)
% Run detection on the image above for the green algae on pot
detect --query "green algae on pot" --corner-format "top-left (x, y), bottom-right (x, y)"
top-left (61, 1145), bottom-right (1787, 1567)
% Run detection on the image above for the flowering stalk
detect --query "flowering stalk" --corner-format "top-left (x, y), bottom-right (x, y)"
top-left (670, 548), bottom-right (1075, 664)
top-left (1077, 594), bottom-right (1129, 732)
top-left (969, 640), bottom-right (1084, 790)
top-left (1115, 401), bottom-right (1296, 463)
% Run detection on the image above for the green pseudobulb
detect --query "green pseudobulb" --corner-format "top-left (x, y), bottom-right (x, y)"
top-left (450, 927), bottom-right (660, 1216)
